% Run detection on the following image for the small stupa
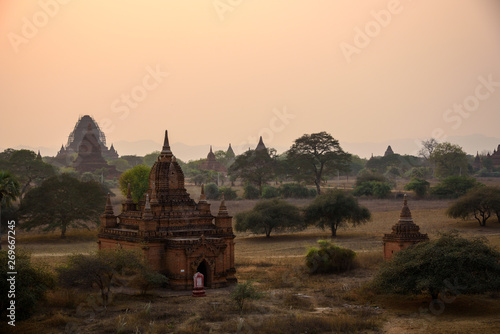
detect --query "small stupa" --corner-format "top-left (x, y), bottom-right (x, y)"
top-left (382, 195), bottom-right (428, 260)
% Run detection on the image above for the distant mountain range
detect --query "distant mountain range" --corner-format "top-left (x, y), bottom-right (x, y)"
top-left (2, 134), bottom-right (500, 162)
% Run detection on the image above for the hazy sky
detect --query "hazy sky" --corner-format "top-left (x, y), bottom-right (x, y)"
top-left (1, 0), bottom-right (500, 158)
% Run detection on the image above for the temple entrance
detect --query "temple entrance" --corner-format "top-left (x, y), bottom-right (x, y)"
top-left (196, 260), bottom-right (210, 287)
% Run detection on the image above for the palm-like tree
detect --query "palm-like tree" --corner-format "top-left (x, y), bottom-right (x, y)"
top-left (0, 170), bottom-right (20, 249)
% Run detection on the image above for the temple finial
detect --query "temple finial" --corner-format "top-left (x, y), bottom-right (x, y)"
top-left (104, 193), bottom-right (114, 214)
top-left (126, 183), bottom-right (132, 201)
top-left (200, 184), bottom-right (206, 201)
top-left (218, 193), bottom-right (228, 217)
top-left (210, 145), bottom-right (213, 153)
top-left (161, 130), bottom-right (172, 158)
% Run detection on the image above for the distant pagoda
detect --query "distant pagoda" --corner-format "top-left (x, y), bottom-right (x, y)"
top-left (383, 195), bottom-right (428, 260)
top-left (384, 145), bottom-right (394, 156)
top-left (255, 136), bottom-right (267, 151)
top-left (200, 146), bottom-right (227, 173)
top-left (72, 123), bottom-right (119, 177)
top-left (57, 115), bottom-right (118, 162)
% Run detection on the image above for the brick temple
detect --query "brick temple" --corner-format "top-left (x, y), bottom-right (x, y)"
top-left (383, 195), bottom-right (428, 260)
top-left (199, 146), bottom-right (227, 173)
top-left (72, 124), bottom-right (119, 177)
top-left (57, 115), bottom-right (119, 162)
top-left (98, 130), bottom-right (236, 289)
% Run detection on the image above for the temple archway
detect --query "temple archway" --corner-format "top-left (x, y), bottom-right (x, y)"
top-left (196, 260), bottom-right (210, 287)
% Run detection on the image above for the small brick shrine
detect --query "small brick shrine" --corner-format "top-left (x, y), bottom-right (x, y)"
top-left (98, 130), bottom-right (237, 289)
top-left (383, 195), bottom-right (428, 260)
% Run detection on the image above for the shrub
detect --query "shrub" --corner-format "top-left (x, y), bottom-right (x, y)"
top-left (261, 185), bottom-right (280, 199)
top-left (243, 184), bottom-right (260, 199)
top-left (130, 269), bottom-right (169, 295)
top-left (404, 178), bottom-right (430, 198)
top-left (352, 181), bottom-right (392, 198)
top-left (280, 183), bottom-right (310, 198)
top-left (230, 281), bottom-right (262, 313)
top-left (305, 240), bottom-right (356, 274)
top-left (355, 171), bottom-right (387, 187)
top-left (430, 176), bottom-right (482, 199)
top-left (218, 186), bottom-right (238, 200)
top-left (204, 183), bottom-right (219, 200)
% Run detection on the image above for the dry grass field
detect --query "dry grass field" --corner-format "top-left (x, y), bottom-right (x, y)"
top-left (4, 185), bottom-right (500, 333)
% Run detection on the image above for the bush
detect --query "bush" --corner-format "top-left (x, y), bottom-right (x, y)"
top-left (280, 183), bottom-right (310, 198)
top-left (404, 178), bottom-right (430, 198)
top-left (218, 186), bottom-right (238, 200)
top-left (0, 250), bottom-right (55, 321)
top-left (204, 183), bottom-right (219, 200)
top-left (372, 232), bottom-right (500, 300)
top-left (352, 181), bottom-right (392, 198)
top-left (305, 240), bottom-right (356, 274)
top-left (430, 176), bottom-right (482, 199)
top-left (230, 281), bottom-right (262, 313)
top-left (130, 269), bottom-right (169, 295)
top-left (243, 184), bottom-right (260, 199)
top-left (261, 185), bottom-right (280, 199)
top-left (355, 171), bottom-right (387, 187)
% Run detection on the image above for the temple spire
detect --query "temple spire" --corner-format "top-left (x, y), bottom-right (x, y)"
top-left (143, 194), bottom-right (153, 220)
top-left (161, 130), bottom-right (173, 158)
top-left (104, 193), bottom-right (114, 214)
top-left (199, 184), bottom-right (207, 202)
top-left (217, 193), bottom-right (228, 217)
top-left (125, 183), bottom-right (133, 203)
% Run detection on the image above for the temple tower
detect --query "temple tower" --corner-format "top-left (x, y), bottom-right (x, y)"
top-left (383, 195), bottom-right (428, 260)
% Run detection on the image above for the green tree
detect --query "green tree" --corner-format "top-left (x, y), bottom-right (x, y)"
top-left (143, 151), bottom-right (161, 167)
top-left (235, 199), bottom-right (305, 237)
top-left (19, 174), bottom-right (106, 238)
top-left (229, 148), bottom-right (276, 195)
top-left (243, 184), bottom-right (260, 199)
top-left (205, 183), bottom-right (219, 200)
top-left (446, 187), bottom-right (500, 226)
top-left (57, 249), bottom-right (144, 307)
top-left (108, 158), bottom-right (131, 172)
top-left (0, 149), bottom-right (55, 203)
top-left (0, 250), bottom-right (55, 320)
top-left (430, 142), bottom-right (468, 177)
top-left (119, 164), bottom-right (151, 203)
top-left (286, 132), bottom-right (351, 195)
top-left (305, 190), bottom-right (371, 237)
top-left (218, 186), bottom-right (238, 200)
top-left (0, 171), bottom-right (20, 250)
top-left (352, 181), bottom-right (392, 198)
top-left (405, 178), bottom-right (430, 198)
top-left (372, 232), bottom-right (500, 300)
top-left (430, 176), bottom-right (482, 199)
top-left (230, 281), bottom-right (262, 314)
top-left (305, 240), bottom-right (356, 274)
top-left (130, 267), bottom-right (169, 295)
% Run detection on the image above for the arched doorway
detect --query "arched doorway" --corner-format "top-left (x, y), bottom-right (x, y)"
top-left (196, 260), bottom-right (210, 287)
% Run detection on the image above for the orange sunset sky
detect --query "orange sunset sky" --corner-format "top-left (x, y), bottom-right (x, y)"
top-left (1, 0), bottom-right (499, 160)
